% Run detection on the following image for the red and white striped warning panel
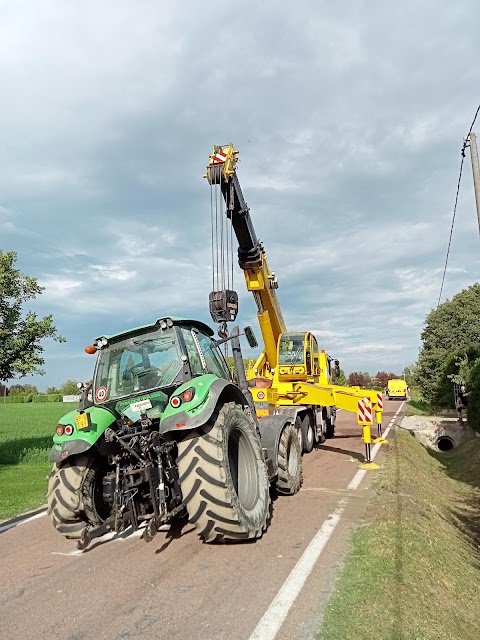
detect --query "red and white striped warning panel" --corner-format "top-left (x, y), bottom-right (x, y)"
top-left (376, 393), bottom-right (383, 409)
top-left (357, 399), bottom-right (373, 424)
top-left (212, 149), bottom-right (227, 164)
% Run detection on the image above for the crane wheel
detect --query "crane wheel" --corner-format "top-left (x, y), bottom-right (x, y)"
top-left (276, 422), bottom-right (303, 495)
top-left (300, 414), bottom-right (315, 453)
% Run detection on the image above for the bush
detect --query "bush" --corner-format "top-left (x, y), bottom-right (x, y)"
top-left (431, 345), bottom-right (480, 408)
top-left (32, 394), bottom-right (63, 403)
top-left (467, 360), bottom-right (480, 434)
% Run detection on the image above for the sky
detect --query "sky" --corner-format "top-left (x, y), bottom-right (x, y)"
top-left (1, 0), bottom-right (480, 390)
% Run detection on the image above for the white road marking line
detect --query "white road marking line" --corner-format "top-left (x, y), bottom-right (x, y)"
top-left (17, 512), bottom-right (47, 527)
top-left (249, 401), bottom-right (405, 640)
top-left (0, 511), bottom-right (47, 534)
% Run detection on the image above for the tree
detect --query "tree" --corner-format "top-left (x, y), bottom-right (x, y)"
top-left (331, 368), bottom-right (347, 385)
top-left (403, 364), bottom-right (418, 388)
top-left (58, 380), bottom-right (80, 396)
top-left (46, 386), bottom-right (59, 394)
top-left (0, 251), bottom-right (65, 381)
top-left (417, 284), bottom-right (480, 403)
top-left (8, 383), bottom-right (38, 395)
top-left (348, 372), bottom-right (366, 387)
top-left (361, 372), bottom-right (372, 387)
top-left (225, 356), bottom-right (249, 377)
top-left (375, 371), bottom-right (397, 389)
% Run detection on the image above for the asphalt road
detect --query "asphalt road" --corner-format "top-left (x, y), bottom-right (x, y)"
top-left (0, 400), bottom-right (405, 640)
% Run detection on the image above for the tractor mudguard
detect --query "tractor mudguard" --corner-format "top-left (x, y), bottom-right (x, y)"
top-left (160, 376), bottom-right (247, 435)
top-left (257, 415), bottom-right (294, 478)
top-left (50, 406), bottom-right (117, 463)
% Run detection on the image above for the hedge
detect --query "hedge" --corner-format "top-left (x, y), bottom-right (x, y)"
top-left (32, 394), bottom-right (63, 403)
top-left (2, 395), bottom-right (32, 403)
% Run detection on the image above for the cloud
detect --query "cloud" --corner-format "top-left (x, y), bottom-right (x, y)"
top-left (1, 0), bottom-right (480, 389)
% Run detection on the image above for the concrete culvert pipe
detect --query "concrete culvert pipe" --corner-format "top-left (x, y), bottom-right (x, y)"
top-left (437, 436), bottom-right (455, 452)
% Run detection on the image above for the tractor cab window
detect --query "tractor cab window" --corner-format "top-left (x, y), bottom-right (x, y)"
top-left (195, 331), bottom-right (230, 380)
top-left (278, 333), bottom-right (306, 365)
top-left (94, 328), bottom-right (183, 402)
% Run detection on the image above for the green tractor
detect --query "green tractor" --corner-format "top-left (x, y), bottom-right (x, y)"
top-left (47, 317), bottom-right (302, 549)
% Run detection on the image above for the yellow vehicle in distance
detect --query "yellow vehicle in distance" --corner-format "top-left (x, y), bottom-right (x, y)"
top-left (387, 378), bottom-right (407, 400)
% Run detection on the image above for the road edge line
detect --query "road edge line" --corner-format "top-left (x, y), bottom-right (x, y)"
top-left (0, 506), bottom-right (47, 535)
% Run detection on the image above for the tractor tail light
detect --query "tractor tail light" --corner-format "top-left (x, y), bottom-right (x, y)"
top-left (170, 396), bottom-right (182, 408)
top-left (181, 388), bottom-right (195, 403)
top-left (64, 424), bottom-right (74, 436)
top-left (56, 425), bottom-right (64, 436)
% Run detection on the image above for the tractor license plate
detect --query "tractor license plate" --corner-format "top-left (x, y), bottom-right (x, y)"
top-left (75, 413), bottom-right (90, 430)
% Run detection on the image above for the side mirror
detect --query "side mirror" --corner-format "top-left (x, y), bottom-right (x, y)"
top-left (244, 326), bottom-right (258, 349)
top-left (334, 359), bottom-right (340, 377)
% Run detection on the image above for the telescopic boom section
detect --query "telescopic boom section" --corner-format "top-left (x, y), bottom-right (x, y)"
top-left (205, 144), bottom-right (286, 374)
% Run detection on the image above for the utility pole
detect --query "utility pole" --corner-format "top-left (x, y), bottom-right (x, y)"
top-left (467, 132), bottom-right (480, 234)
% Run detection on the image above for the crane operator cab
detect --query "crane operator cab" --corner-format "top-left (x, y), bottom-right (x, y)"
top-left (277, 332), bottom-right (340, 384)
top-left (278, 332), bottom-right (317, 381)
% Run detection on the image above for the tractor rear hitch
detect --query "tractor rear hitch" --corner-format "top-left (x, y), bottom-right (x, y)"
top-left (77, 515), bottom-right (116, 550)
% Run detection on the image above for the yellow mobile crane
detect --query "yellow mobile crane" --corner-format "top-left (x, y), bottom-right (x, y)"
top-left (204, 144), bottom-right (383, 456)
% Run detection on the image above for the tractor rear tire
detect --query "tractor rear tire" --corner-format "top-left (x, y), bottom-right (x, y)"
top-left (177, 402), bottom-right (270, 543)
top-left (47, 454), bottom-right (105, 540)
top-left (300, 414), bottom-right (315, 453)
top-left (276, 422), bottom-right (303, 495)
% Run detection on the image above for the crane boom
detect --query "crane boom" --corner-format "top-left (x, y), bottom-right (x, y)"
top-left (206, 144), bottom-right (286, 374)
top-left (204, 143), bottom-right (385, 459)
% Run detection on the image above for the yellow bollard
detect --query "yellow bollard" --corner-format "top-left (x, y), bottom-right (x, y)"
top-left (359, 423), bottom-right (379, 470)
top-left (375, 410), bottom-right (383, 436)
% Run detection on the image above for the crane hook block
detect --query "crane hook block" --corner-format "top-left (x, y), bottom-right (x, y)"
top-left (209, 290), bottom-right (239, 323)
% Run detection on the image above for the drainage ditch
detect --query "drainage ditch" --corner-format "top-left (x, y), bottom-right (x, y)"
top-left (436, 436), bottom-right (455, 452)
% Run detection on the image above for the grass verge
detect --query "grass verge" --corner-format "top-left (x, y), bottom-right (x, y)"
top-left (318, 429), bottom-right (480, 640)
top-left (0, 402), bottom-right (77, 519)
top-left (405, 389), bottom-right (435, 416)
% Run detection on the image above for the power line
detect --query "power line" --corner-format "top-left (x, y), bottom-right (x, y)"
top-left (437, 104), bottom-right (480, 308)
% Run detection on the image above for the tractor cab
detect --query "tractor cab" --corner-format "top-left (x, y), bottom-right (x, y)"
top-left (85, 317), bottom-right (230, 419)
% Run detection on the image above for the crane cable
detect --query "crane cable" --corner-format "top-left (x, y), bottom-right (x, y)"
top-left (210, 167), bottom-right (235, 357)
top-left (210, 171), bottom-right (235, 294)
top-left (437, 104), bottom-right (480, 309)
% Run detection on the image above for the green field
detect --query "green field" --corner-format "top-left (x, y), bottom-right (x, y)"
top-left (0, 402), bottom-right (77, 519)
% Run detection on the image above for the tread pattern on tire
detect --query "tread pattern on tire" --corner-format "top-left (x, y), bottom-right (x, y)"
top-left (300, 413), bottom-right (315, 453)
top-left (276, 422), bottom-right (303, 495)
top-left (47, 454), bottom-right (92, 539)
top-left (177, 402), bottom-right (270, 543)
top-left (323, 407), bottom-right (335, 439)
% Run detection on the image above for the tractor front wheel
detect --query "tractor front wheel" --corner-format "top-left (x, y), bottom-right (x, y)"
top-left (47, 454), bottom-right (109, 540)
